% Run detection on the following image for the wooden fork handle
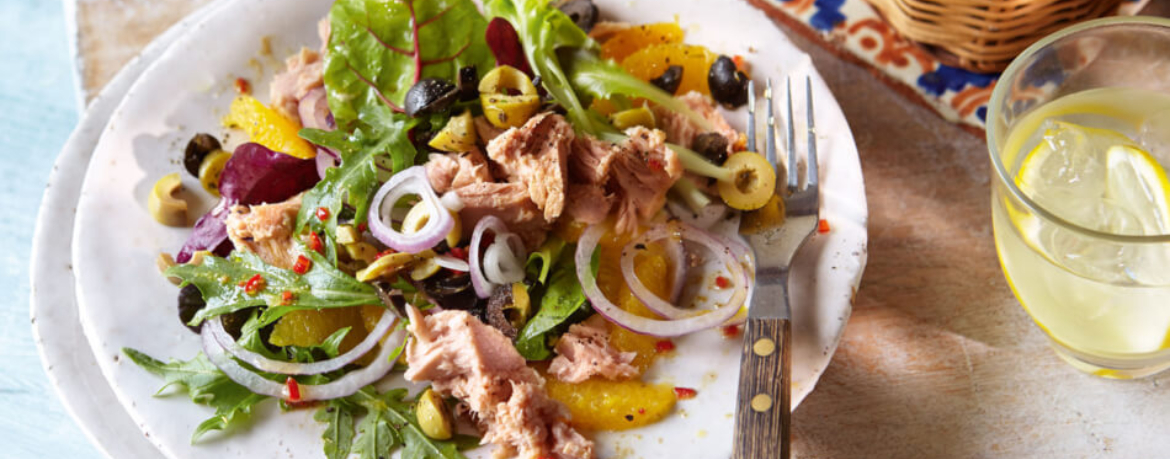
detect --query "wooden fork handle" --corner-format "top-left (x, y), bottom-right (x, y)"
top-left (732, 317), bottom-right (792, 459)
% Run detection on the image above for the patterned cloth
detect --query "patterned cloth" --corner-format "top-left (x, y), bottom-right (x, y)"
top-left (752, 0), bottom-right (1151, 132)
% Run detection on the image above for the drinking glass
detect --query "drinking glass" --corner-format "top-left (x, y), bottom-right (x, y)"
top-left (988, 17), bottom-right (1170, 379)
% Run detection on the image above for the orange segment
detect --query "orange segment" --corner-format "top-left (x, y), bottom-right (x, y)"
top-left (621, 44), bottom-right (717, 96)
top-left (222, 95), bottom-right (316, 159)
top-left (269, 307), bottom-right (369, 353)
top-left (546, 377), bottom-right (676, 431)
top-left (359, 305), bottom-right (387, 333)
top-left (595, 229), bottom-right (673, 370)
top-left (600, 22), bottom-right (685, 62)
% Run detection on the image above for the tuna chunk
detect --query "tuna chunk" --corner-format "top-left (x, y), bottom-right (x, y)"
top-left (548, 318), bottom-right (638, 383)
top-left (564, 184), bottom-right (613, 225)
top-left (611, 127), bottom-right (683, 233)
top-left (653, 91), bottom-right (739, 155)
top-left (562, 135), bottom-right (619, 224)
top-left (405, 308), bottom-right (594, 459)
top-left (426, 149), bottom-right (493, 193)
top-left (225, 194), bottom-right (302, 269)
top-left (270, 48), bottom-right (324, 122)
top-left (475, 116), bottom-right (506, 145)
top-left (486, 113), bottom-right (572, 221)
top-left (455, 182), bottom-right (548, 250)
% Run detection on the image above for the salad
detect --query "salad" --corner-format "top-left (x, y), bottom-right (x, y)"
top-left (131, 0), bottom-right (786, 458)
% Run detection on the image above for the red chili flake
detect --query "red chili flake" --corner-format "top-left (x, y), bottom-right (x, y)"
top-left (243, 274), bottom-right (266, 295)
top-left (674, 387), bottom-right (697, 400)
top-left (655, 340), bottom-right (675, 353)
top-left (448, 246), bottom-right (469, 260)
top-left (376, 248), bottom-right (398, 259)
top-left (818, 219), bottom-right (831, 234)
top-left (357, 222), bottom-right (368, 233)
top-left (285, 377), bottom-right (301, 403)
top-left (316, 207), bottom-right (331, 221)
top-left (281, 290), bottom-right (295, 305)
top-left (714, 275), bottom-right (731, 289)
top-left (732, 55), bottom-right (746, 71)
top-left (234, 77), bottom-right (251, 95)
top-left (307, 231), bottom-right (324, 254)
top-left (292, 255), bottom-right (312, 275)
top-left (722, 325), bottom-right (741, 338)
top-left (638, 408), bottom-right (646, 415)
top-left (647, 158), bottom-right (665, 171)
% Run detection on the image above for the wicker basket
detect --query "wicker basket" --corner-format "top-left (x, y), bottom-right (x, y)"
top-left (865, 0), bottom-right (1123, 73)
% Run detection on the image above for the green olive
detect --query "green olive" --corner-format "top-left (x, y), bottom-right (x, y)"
top-left (609, 106), bottom-right (656, 130)
top-left (416, 388), bottom-right (454, 440)
top-left (355, 252), bottom-right (415, 282)
top-left (503, 282), bottom-right (532, 329)
top-left (343, 242), bottom-right (379, 265)
top-left (148, 173), bottom-right (190, 227)
top-left (428, 109), bottom-right (478, 152)
top-left (335, 224), bottom-right (360, 245)
top-left (717, 151), bottom-right (777, 211)
top-left (198, 149), bottom-right (232, 197)
top-left (402, 202), bottom-right (462, 248)
top-left (479, 65), bottom-right (541, 129)
top-left (410, 255), bottom-right (442, 281)
top-left (157, 253), bottom-right (181, 285)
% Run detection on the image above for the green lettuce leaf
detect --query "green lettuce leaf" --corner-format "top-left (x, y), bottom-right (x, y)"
top-left (324, 0), bottom-right (494, 128)
top-left (122, 348), bottom-right (268, 443)
top-left (515, 251), bottom-right (590, 360)
top-left (566, 50), bottom-right (713, 131)
top-left (525, 236), bottom-right (566, 284)
top-left (166, 248), bottom-right (379, 327)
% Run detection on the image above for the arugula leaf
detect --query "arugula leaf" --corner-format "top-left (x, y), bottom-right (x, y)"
top-left (352, 395), bottom-right (401, 459)
top-left (122, 348), bottom-right (268, 443)
top-left (515, 253), bottom-right (590, 360)
top-left (566, 50), bottom-right (714, 131)
top-left (483, 0), bottom-right (597, 134)
top-left (315, 399), bottom-right (357, 459)
top-left (525, 236), bottom-right (566, 284)
top-left (324, 0), bottom-right (494, 128)
top-left (167, 249), bottom-right (379, 327)
top-left (348, 387), bottom-right (468, 459)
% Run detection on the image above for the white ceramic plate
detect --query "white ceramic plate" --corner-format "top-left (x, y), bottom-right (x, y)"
top-left (71, 0), bottom-right (868, 457)
top-left (31, 2), bottom-right (223, 458)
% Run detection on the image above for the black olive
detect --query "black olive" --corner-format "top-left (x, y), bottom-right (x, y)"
top-left (484, 285), bottom-right (519, 339)
top-left (404, 78), bottom-right (460, 117)
top-left (177, 284), bottom-right (206, 334)
top-left (559, 0), bottom-right (598, 33)
top-left (708, 55), bottom-right (749, 108)
top-left (650, 65), bottom-right (683, 95)
top-left (183, 133), bottom-right (222, 177)
top-left (458, 66), bottom-right (479, 101)
top-left (420, 272), bottom-right (482, 312)
top-left (693, 132), bottom-right (729, 165)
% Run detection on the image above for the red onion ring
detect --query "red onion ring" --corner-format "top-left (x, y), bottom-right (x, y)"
top-left (621, 222), bottom-right (748, 320)
top-left (663, 234), bottom-right (686, 304)
top-left (208, 309), bottom-right (395, 375)
top-left (469, 216), bottom-right (508, 298)
top-left (483, 233), bottom-right (526, 285)
top-left (434, 254), bottom-right (470, 272)
top-left (368, 166), bottom-right (454, 253)
top-left (576, 224), bottom-right (746, 337)
top-left (315, 148), bottom-right (338, 179)
top-left (710, 232), bottom-right (755, 325)
top-left (200, 319), bottom-right (405, 401)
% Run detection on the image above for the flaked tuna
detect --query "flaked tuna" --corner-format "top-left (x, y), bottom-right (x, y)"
top-left (270, 48), bottom-right (324, 123)
top-left (611, 127), bottom-right (682, 234)
top-left (486, 113), bottom-right (573, 221)
top-left (548, 318), bottom-right (638, 383)
top-left (455, 182), bottom-right (549, 250)
top-left (225, 194), bottom-right (302, 269)
top-left (426, 149), bottom-right (494, 194)
top-left (405, 307), bottom-right (594, 459)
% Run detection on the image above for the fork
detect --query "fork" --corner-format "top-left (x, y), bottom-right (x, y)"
top-left (732, 76), bottom-right (819, 459)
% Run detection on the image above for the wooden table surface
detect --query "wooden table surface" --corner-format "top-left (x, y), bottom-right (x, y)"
top-left (69, 1), bottom-right (1170, 458)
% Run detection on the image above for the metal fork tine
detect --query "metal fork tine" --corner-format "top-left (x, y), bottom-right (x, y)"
top-left (806, 76), bottom-right (818, 188)
top-left (746, 80), bottom-right (757, 153)
top-left (786, 77), bottom-right (797, 193)
top-left (765, 79), bottom-right (777, 169)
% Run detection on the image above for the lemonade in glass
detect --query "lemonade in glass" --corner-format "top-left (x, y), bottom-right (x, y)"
top-left (989, 17), bottom-right (1170, 378)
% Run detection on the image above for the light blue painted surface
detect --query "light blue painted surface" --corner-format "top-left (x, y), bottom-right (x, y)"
top-left (0, 1), bottom-right (100, 458)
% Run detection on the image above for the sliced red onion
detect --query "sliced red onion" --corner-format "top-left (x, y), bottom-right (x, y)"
top-left (663, 235), bottom-right (686, 304)
top-left (315, 148), bottom-right (338, 179)
top-left (710, 232), bottom-right (755, 326)
top-left (207, 309), bottom-right (395, 375)
top-left (368, 166), bottom-right (453, 253)
top-left (201, 319), bottom-right (405, 401)
top-left (434, 254), bottom-right (470, 272)
top-left (483, 233), bottom-right (526, 285)
top-left (621, 222), bottom-right (748, 320)
top-left (576, 224), bottom-right (746, 337)
top-left (298, 87), bottom-right (334, 130)
top-left (469, 216), bottom-right (508, 298)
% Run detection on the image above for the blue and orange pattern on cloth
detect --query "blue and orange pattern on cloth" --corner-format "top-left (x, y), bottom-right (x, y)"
top-left (756, 0), bottom-right (1150, 131)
